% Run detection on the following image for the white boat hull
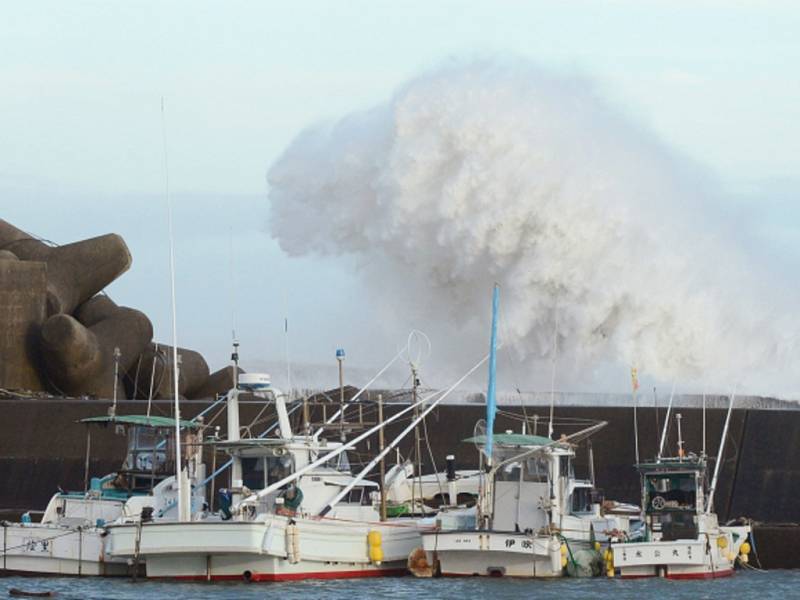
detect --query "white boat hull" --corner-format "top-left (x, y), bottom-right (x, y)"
top-left (420, 530), bottom-right (564, 578)
top-left (108, 514), bottom-right (421, 581)
top-left (1, 523), bottom-right (127, 577)
top-left (612, 526), bottom-right (749, 580)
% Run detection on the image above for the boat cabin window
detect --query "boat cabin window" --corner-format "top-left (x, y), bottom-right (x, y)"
top-left (267, 455), bottom-right (294, 486)
top-left (343, 486), bottom-right (370, 505)
top-left (497, 457), bottom-right (551, 483)
top-left (571, 487), bottom-right (594, 513)
top-left (496, 462), bottom-right (523, 482)
top-left (323, 452), bottom-right (351, 473)
top-left (242, 457), bottom-right (265, 489)
top-left (241, 455), bottom-right (294, 490)
top-left (524, 457), bottom-right (549, 483)
top-left (125, 427), bottom-right (169, 476)
top-left (645, 473), bottom-right (697, 512)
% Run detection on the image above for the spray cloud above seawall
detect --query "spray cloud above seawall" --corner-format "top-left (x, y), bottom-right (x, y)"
top-left (267, 59), bottom-right (798, 397)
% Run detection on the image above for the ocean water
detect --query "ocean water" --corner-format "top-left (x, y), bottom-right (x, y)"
top-left (2, 571), bottom-right (798, 600)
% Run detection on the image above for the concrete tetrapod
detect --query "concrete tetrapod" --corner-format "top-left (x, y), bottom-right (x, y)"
top-left (75, 294), bottom-right (121, 327)
top-left (129, 343), bottom-right (210, 400)
top-left (190, 366), bottom-right (243, 399)
top-left (0, 219), bottom-right (131, 316)
top-left (39, 306), bottom-right (153, 399)
top-left (0, 257), bottom-right (47, 391)
top-left (0, 220), bottom-right (29, 247)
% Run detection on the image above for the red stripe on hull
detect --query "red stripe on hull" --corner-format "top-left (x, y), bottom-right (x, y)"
top-left (163, 568), bottom-right (407, 582)
top-left (620, 569), bottom-right (734, 580)
top-left (440, 573), bottom-right (562, 579)
top-left (666, 569), bottom-right (734, 580)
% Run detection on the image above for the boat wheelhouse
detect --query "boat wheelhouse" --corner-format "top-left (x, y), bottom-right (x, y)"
top-left (1, 414), bottom-right (205, 577)
top-left (611, 452), bottom-right (750, 579)
top-left (107, 378), bottom-right (423, 581)
top-left (417, 428), bottom-right (626, 578)
top-left (611, 396), bottom-right (752, 580)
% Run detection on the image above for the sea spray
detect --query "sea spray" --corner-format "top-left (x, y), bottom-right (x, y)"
top-left (267, 59), bottom-right (798, 396)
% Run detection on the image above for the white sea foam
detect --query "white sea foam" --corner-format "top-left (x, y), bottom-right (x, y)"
top-left (267, 59), bottom-right (798, 397)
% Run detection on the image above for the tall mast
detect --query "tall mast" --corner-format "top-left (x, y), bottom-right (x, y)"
top-left (228, 341), bottom-right (241, 485)
top-left (412, 362), bottom-right (421, 513)
top-left (631, 366), bottom-right (640, 464)
top-left (378, 393), bottom-right (387, 521)
top-left (702, 387), bottom-right (707, 456)
top-left (337, 348), bottom-right (346, 441)
top-left (485, 284), bottom-right (500, 467)
top-left (161, 97), bottom-right (185, 521)
top-left (548, 299), bottom-right (559, 439)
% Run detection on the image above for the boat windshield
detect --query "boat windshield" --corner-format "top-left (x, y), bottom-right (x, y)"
top-left (342, 485), bottom-right (371, 505)
top-left (645, 473), bottom-right (697, 512)
top-left (242, 455), bottom-right (295, 490)
top-left (267, 455), bottom-right (294, 485)
top-left (645, 472), bottom-right (700, 540)
top-left (571, 487), bottom-right (594, 513)
top-left (524, 457), bottom-right (549, 482)
top-left (323, 451), bottom-right (351, 473)
top-left (496, 462), bottom-right (522, 482)
top-left (496, 457), bottom-right (549, 482)
top-left (124, 426), bottom-right (171, 476)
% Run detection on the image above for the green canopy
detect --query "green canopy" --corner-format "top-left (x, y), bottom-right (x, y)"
top-left (464, 433), bottom-right (558, 447)
top-left (78, 415), bottom-right (200, 429)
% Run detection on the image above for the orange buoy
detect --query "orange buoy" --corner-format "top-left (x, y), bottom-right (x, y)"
top-left (408, 547), bottom-right (433, 578)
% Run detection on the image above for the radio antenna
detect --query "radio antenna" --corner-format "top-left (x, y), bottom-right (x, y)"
top-left (161, 97), bottom-right (186, 521)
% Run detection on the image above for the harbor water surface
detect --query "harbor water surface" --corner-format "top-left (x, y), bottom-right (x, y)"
top-left (2, 571), bottom-right (797, 600)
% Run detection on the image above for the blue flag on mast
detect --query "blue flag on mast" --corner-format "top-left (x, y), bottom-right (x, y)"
top-left (485, 283), bottom-right (499, 465)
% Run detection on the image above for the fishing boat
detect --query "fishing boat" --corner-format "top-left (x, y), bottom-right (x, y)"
top-left (416, 428), bottom-right (631, 578)
top-left (106, 373), bottom-right (420, 581)
top-left (106, 336), bottom-right (495, 583)
top-left (0, 414), bottom-right (205, 577)
top-left (413, 285), bottom-right (634, 578)
top-left (610, 393), bottom-right (752, 579)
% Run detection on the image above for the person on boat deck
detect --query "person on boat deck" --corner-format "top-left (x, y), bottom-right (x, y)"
top-left (111, 472), bottom-right (129, 491)
top-left (276, 483), bottom-right (303, 516)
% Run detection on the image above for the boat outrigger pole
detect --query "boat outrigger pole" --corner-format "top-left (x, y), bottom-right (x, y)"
top-left (706, 389), bottom-right (737, 514)
top-left (238, 351), bottom-right (491, 512)
top-left (657, 381), bottom-right (677, 462)
top-left (236, 389), bottom-right (442, 511)
top-left (317, 352), bottom-right (492, 516)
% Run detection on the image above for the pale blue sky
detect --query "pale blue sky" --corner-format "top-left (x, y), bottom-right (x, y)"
top-left (2, 1), bottom-right (798, 391)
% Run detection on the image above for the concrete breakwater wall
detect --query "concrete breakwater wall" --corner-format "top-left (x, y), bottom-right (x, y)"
top-left (1, 395), bottom-right (797, 526)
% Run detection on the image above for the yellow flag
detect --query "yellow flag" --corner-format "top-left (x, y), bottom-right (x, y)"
top-left (631, 367), bottom-right (639, 391)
